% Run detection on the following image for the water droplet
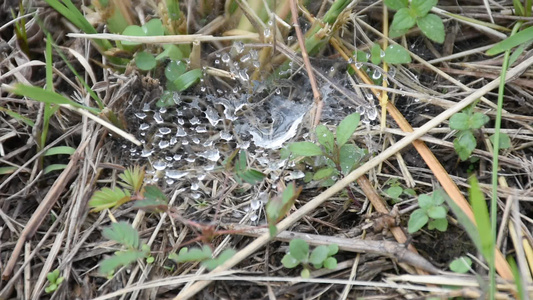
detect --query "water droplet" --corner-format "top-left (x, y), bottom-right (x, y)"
top-left (134, 112), bottom-right (147, 119)
top-left (221, 53), bottom-right (230, 63)
top-left (170, 137), bottom-right (177, 145)
top-left (251, 199), bottom-right (260, 210)
top-left (139, 123), bottom-right (150, 131)
top-left (238, 69), bottom-right (249, 81)
top-left (204, 106), bottom-right (221, 126)
top-left (191, 181), bottom-right (199, 190)
top-left (166, 170), bottom-right (188, 179)
top-left (200, 86), bottom-right (206, 92)
top-left (159, 107), bottom-right (167, 114)
top-left (253, 61), bottom-right (260, 68)
top-left (192, 137), bottom-right (200, 144)
top-left (380, 50), bottom-right (385, 58)
top-left (182, 140), bottom-right (189, 145)
top-left (165, 156), bottom-right (173, 161)
top-left (372, 69), bottom-right (381, 80)
top-left (142, 103), bottom-right (151, 112)
top-left (355, 62), bottom-right (363, 69)
top-left (356, 106), bottom-right (366, 115)
top-left (154, 112), bottom-right (163, 124)
top-left (185, 156), bottom-right (196, 162)
top-left (203, 140), bottom-right (214, 147)
top-left (159, 140), bottom-right (169, 149)
top-left (367, 107), bottom-right (378, 120)
top-left (173, 154), bottom-right (182, 160)
top-left (330, 66), bottom-right (335, 73)
top-left (191, 193), bottom-right (201, 200)
top-left (250, 50), bottom-right (258, 60)
top-left (414, 98), bottom-right (420, 103)
top-left (275, 88), bottom-right (281, 95)
top-left (214, 59), bottom-right (220, 65)
top-left (198, 174), bottom-right (206, 180)
top-left (159, 127), bottom-right (171, 135)
top-left (153, 160), bottom-right (167, 170)
top-left (264, 28), bottom-right (271, 37)
top-left (195, 125), bottom-right (207, 133)
top-left (177, 118), bottom-right (185, 125)
top-left (141, 149), bottom-right (153, 157)
top-left (204, 164), bottom-right (216, 171)
top-left (237, 140), bottom-right (250, 149)
top-left (190, 116), bottom-right (201, 125)
top-left (250, 212), bottom-right (258, 222)
top-left (166, 178), bottom-right (174, 185)
top-left (240, 54), bottom-right (251, 63)
top-left (176, 127), bottom-right (187, 137)
top-left (234, 41), bottom-right (245, 53)
top-left (347, 58), bottom-right (353, 64)
top-left (198, 149), bottom-right (220, 162)
top-left (220, 131), bottom-right (233, 141)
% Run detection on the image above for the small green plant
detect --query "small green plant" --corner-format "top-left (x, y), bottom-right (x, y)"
top-left (449, 256), bottom-right (472, 273)
top-left (384, 179), bottom-right (416, 202)
top-left (349, 43), bottom-right (411, 82)
top-left (281, 239), bottom-right (338, 278)
top-left (225, 149), bottom-right (266, 185)
top-left (168, 246), bottom-right (236, 271)
top-left (385, 0), bottom-right (445, 43)
top-left (288, 113), bottom-right (366, 189)
top-left (449, 104), bottom-right (490, 161)
top-left (408, 189), bottom-right (448, 233)
top-left (266, 182), bottom-right (302, 236)
top-left (98, 221), bottom-right (153, 275)
top-left (44, 269), bottom-right (64, 293)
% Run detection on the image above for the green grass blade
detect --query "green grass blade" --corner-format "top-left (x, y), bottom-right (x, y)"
top-left (486, 26), bottom-right (533, 56)
top-left (0, 107), bottom-right (35, 127)
top-left (44, 146), bottom-right (76, 156)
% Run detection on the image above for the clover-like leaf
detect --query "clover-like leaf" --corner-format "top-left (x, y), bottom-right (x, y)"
top-left (449, 256), bottom-right (472, 273)
top-left (449, 113), bottom-right (469, 131)
top-left (469, 112), bottom-right (489, 129)
top-left (386, 186), bottom-right (404, 200)
top-left (336, 113), bottom-right (360, 147)
top-left (289, 239), bottom-right (309, 262)
top-left (142, 18), bottom-right (164, 36)
top-left (428, 218), bottom-right (448, 231)
top-left (281, 253), bottom-right (300, 268)
top-left (328, 244), bottom-right (339, 256)
top-left (408, 208), bottom-right (429, 233)
top-left (289, 142), bottom-right (323, 157)
top-left (489, 133), bottom-right (511, 149)
top-left (454, 131), bottom-right (476, 161)
top-left (202, 248), bottom-right (236, 270)
top-left (383, 44), bottom-right (412, 64)
top-left (309, 245), bottom-right (329, 266)
top-left (165, 60), bottom-right (187, 81)
top-left (417, 14), bottom-right (445, 43)
top-left (418, 194), bottom-right (433, 209)
top-left (427, 206), bottom-right (447, 219)
top-left (121, 25), bottom-right (144, 46)
top-left (266, 183), bottom-right (302, 236)
top-left (339, 144), bottom-right (364, 175)
top-left (135, 51), bottom-right (157, 71)
top-left (324, 257), bottom-right (338, 269)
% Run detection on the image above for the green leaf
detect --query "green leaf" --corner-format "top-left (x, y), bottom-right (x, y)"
top-left (289, 239), bottom-right (309, 262)
top-left (289, 142), bottom-right (323, 157)
top-left (336, 113), bottom-right (360, 147)
top-left (509, 41), bottom-right (530, 66)
top-left (328, 244), bottom-right (339, 256)
top-left (156, 44), bottom-right (184, 61)
top-left (174, 69), bottom-right (203, 92)
top-left (238, 169), bottom-right (266, 185)
top-left (43, 164), bottom-right (68, 174)
top-left (513, 0), bottom-right (525, 16)
top-left (508, 256), bottom-right (525, 300)
top-left (202, 248), bottom-right (236, 270)
top-left (355, 50), bottom-right (368, 62)
top-left (165, 60), bottom-right (187, 81)
top-left (408, 208), bottom-right (429, 233)
top-left (417, 14), bottom-right (445, 43)
top-left (266, 183), bottom-right (302, 236)
top-left (489, 133), bottom-right (511, 149)
top-left (384, 0), bottom-right (408, 10)
top-left (410, 0), bottom-right (437, 17)
top-left (486, 26), bottom-right (533, 56)
top-left (469, 112), bottom-right (489, 129)
top-left (339, 144), bottom-right (364, 175)
top-left (313, 167), bottom-right (335, 180)
top-left (389, 27), bottom-right (409, 38)
top-left (370, 43), bottom-right (382, 65)
top-left (315, 125), bottom-right (335, 153)
top-left (324, 257), bottom-right (338, 269)
top-left (391, 8), bottom-right (416, 31)
top-left (300, 268), bottom-right (311, 278)
top-left (0, 107), bottom-right (35, 127)
top-left (427, 206), bottom-right (447, 219)
top-left (429, 217), bottom-right (448, 231)
top-left (119, 166), bottom-right (145, 192)
top-left (469, 176), bottom-right (494, 262)
top-left (309, 245), bottom-right (329, 265)
top-left (281, 253), bottom-right (300, 268)
top-left (121, 25), bottom-right (144, 46)
top-left (454, 131), bottom-right (476, 161)
top-left (173, 246), bottom-right (212, 263)
top-left (88, 187), bottom-right (131, 212)
top-left (142, 18), bottom-right (164, 36)
top-left (47, 269), bottom-right (59, 282)
top-left (102, 221), bottom-right (140, 249)
top-left (44, 146), bottom-right (76, 156)
top-left (386, 186), bottom-right (403, 200)
top-left (418, 194), bottom-right (433, 209)
top-left (432, 189), bottom-right (446, 205)
top-left (99, 250), bottom-right (146, 274)
top-left (450, 256), bottom-right (472, 273)
top-left (135, 51), bottom-right (157, 71)
top-left (383, 44), bottom-right (412, 64)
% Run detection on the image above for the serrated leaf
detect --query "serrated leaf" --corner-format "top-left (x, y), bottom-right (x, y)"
top-left (88, 187), bottom-right (131, 212)
top-left (469, 113), bottom-right (489, 129)
top-left (336, 113), bottom-right (360, 147)
top-left (417, 14), bottom-right (445, 43)
top-left (289, 239), bottom-right (309, 262)
top-left (469, 176), bottom-right (493, 262)
top-left (427, 206), bottom-right (447, 219)
top-left (99, 250), bottom-right (146, 274)
top-left (410, 0), bottom-right (437, 17)
top-left (383, 44), bottom-right (412, 64)
top-left (142, 18), bottom-right (164, 36)
top-left (486, 26), bottom-right (533, 56)
top-left (450, 256), bottom-right (472, 273)
top-left (309, 245), bottom-right (329, 265)
top-left (135, 51), bottom-right (156, 71)
top-left (370, 43), bottom-right (382, 65)
top-left (288, 142), bottom-right (323, 157)
top-left (315, 125), bottom-right (335, 153)
top-left (429, 218), bottom-right (448, 231)
top-left (408, 208), bottom-right (429, 233)
top-left (489, 133), bottom-right (511, 149)
top-left (281, 253), bottom-right (300, 268)
top-left (384, 0), bottom-right (408, 10)
top-left (418, 194), bottom-right (433, 209)
top-left (313, 167), bottom-right (335, 180)
top-left (173, 246), bottom-right (212, 263)
top-left (324, 257), bottom-right (337, 269)
top-left (454, 131), bottom-right (476, 161)
top-left (174, 69), bottom-right (203, 92)
top-left (165, 60), bottom-right (187, 82)
top-left (391, 8), bottom-right (416, 31)
top-left (102, 221), bottom-right (140, 249)
top-left (121, 25), bottom-right (144, 46)
top-left (119, 166), bottom-right (145, 192)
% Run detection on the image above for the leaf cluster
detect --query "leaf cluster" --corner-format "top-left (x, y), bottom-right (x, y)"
top-left (408, 189), bottom-right (449, 233)
top-left (45, 269), bottom-right (64, 294)
top-left (384, 180), bottom-right (416, 202)
top-left (168, 246), bottom-right (236, 271)
top-left (266, 182), bottom-right (302, 236)
top-left (281, 239), bottom-right (338, 278)
top-left (385, 0), bottom-right (445, 43)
